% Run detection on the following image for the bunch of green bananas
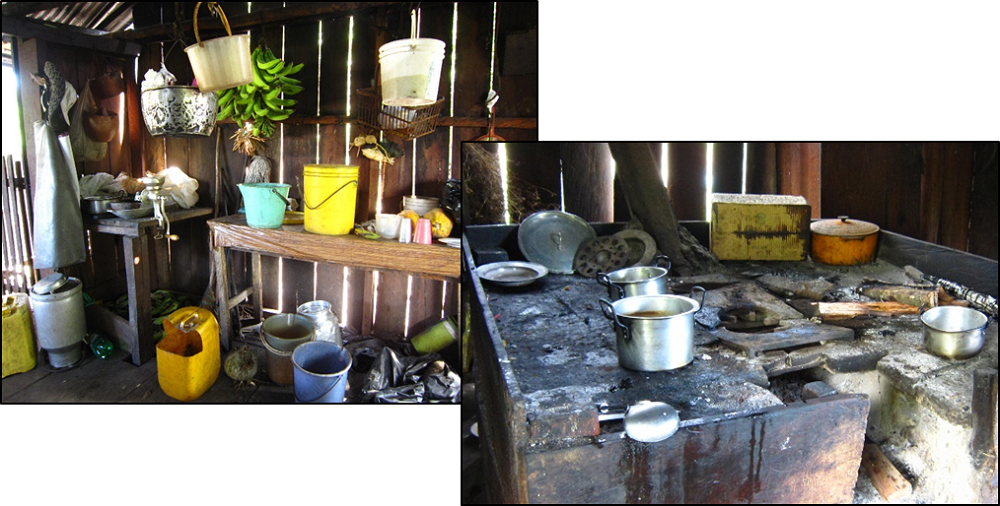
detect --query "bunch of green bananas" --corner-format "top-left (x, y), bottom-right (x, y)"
top-left (217, 46), bottom-right (304, 140)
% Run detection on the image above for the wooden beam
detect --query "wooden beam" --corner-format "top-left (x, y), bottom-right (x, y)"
top-left (560, 143), bottom-right (614, 223)
top-left (2, 17), bottom-right (141, 56)
top-left (746, 142), bottom-right (777, 194)
top-left (113, 2), bottom-right (402, 43)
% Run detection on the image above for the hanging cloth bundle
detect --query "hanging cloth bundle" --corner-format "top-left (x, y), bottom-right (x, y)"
top-left (32, 121), bottom-right (86, 269)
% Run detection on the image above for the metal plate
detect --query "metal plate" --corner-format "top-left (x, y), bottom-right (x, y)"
top-left (439, 238), bottom-right (461, 249)
top-left (477, 262), bottom-right (549, 288)
top-left (518, 211), bottom-right (596, 275)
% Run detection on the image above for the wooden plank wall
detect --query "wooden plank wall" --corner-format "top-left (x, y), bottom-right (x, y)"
top-left (492, 142), bottom-right (997, 261)
top-left (129, 3), bottom-right (537, 340)
top-left (15, 36), bottom-right (132, 302)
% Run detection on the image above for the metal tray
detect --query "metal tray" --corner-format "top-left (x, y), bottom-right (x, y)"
top-left (476, 261), bottom-right (548, 287)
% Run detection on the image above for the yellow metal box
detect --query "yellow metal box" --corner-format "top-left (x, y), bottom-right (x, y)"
top-left (710, 194), bottom-right (811, 261)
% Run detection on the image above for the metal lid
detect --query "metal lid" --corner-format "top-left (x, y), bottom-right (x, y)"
top-left (811, 216), bottom-right (880, 238)
top-left (517, 211), bottom-right (596, 275)
top-left (33, 273), bottom-right (69, 295)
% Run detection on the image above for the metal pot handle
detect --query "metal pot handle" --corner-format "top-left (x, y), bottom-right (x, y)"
top-left (599, 298), bottom-right (631, 341)
top-left (690, 286), bottom-right (707, 313)
top-left (653, 255), bottom-right (672, 273)
top-left (596, 272), bottom-right (625, 299)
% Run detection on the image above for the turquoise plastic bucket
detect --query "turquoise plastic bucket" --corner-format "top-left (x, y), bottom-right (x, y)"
top-left (291, 341), bottom-right (352, 403)
top-left (239, 183), bottom-right (289, 229)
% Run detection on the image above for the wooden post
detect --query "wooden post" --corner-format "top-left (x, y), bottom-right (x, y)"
top-left (214, 247), bottom-right (231, 351)
top-left (251, 253), bottom-right (263, 326)
top-left (667, 142), bottom-right (708, 221)
top-left (560, 143), bottom-right (614, 223)
top-left (712, 142), bottom-right (745, 195)
top-left (972, 369), bottom-right (998, 469)
top-left (124, 235), bottom-right (154, 365)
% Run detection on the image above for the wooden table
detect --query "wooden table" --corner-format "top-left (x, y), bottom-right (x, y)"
top-left (207, 214), bottom-right (461, 350)
top-left (84, 207), bottom-right (213, 365)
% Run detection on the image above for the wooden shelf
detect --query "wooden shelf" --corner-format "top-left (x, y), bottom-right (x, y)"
top-left (208, 214), bottom-right (460, 281)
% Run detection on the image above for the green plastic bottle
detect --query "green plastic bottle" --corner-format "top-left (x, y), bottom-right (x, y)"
top-left (89, 333), bottom-right (114, 360)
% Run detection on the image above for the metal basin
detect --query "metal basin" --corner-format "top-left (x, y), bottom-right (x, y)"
top-left (600, 288), bottom-right (706, 372)
top-left (921, 306), bottom-right (988, 360)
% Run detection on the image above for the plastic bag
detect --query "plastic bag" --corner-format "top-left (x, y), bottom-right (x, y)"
top-left (68, 81), bottom-right (107, 162)
top-left (155, 167), bottom-right (199, 209)
top-left (79, 172), bottom-right (125, 197)
top-left (359, 347), bottom-right (461, 403)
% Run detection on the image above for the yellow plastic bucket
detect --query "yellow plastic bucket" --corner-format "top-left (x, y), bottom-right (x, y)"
top-left (304, 165), bottom-right (360, 235)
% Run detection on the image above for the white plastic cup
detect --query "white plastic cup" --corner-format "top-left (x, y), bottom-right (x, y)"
top-left (399, 219), bottom-right (412, 244)
top-left (376, 213), bottom-right (403, 239)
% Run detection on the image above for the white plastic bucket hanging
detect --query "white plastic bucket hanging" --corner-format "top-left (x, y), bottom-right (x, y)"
top-left (378, 9), bottom-right (446, 107)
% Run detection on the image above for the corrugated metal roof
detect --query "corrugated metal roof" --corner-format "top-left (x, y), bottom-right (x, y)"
top-left (4, 2), bottom-right (134, 32)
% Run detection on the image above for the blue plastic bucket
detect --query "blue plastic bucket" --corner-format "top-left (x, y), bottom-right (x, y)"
top-left (291, 341), bottom-right (352, 403)
top-left (238, 183), bottom-right (289, 229)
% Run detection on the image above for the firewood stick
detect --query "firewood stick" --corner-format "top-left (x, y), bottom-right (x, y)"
top-left (862, 443), bottom-right (912, 502)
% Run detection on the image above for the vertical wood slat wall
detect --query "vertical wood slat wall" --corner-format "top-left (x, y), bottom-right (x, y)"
top-left (505, 142), bottom-right (997, 262)
top-left (130, 3), bottom-right (538, 339)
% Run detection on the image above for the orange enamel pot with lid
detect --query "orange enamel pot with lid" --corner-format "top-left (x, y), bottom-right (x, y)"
top-left (810, 216), bottom-right (880, 265)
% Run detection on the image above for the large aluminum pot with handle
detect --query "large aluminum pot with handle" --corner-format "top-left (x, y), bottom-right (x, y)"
top-left (600, 287), bottom-right (706, 372)
top-left (596, 255), bottom-right (672, 301)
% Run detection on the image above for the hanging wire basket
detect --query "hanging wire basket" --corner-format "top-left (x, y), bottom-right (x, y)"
top-left (355, 87), bottom-right (444, 141)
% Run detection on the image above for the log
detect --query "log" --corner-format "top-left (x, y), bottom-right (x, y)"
top-left (608, 143), bottom-right (723, 275)
top-left (791, 301), bottom-right (921, 320)
top-left (862, 443), bottom-right (913, 502)
top-left (859, 283), bottom-right (938, 308)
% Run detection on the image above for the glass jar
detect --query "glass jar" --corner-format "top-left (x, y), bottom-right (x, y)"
top-left (297, 300), bottom-right (343, 347)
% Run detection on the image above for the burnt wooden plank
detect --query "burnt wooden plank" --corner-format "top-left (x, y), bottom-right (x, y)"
top-left (495, 2), bottom-right (537, 120)
top-left (822, 143), bottom-right (920, 236)
top-left (972, 368), bottom-right (998, 468)
top-left (525, 395), bottom-right (869, 504)
top-left (408, 278), bottom-right (445, 339)
top-left (937, 142), bottom-right (975, 251)
top-left (374, 271), bottom-right (410, 341)
top-left (504, 143), bottom-right (561, 216)
top-left (466, 243), bottom-right (530, 503)
top-left (920, 142), bottom-right (946, 245)
top-left (667, 142), bottom-right (708, 221)
top-left (712, 142), bottom-right (745, 195)
top-left (715, 320), bottom-right (855, 358)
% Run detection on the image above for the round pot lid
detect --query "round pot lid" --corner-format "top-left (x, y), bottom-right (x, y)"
top-left (33, 273), bottom-right (69, 295)
top-left (811, 216), bottom-right (880, 238)
top-left (518, 211), bottom-right (596, 275)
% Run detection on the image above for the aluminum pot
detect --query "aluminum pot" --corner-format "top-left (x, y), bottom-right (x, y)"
top-left (600, 287), bottom-right (706, 372)
top-left (921, 306), bottom-right (988, 360)
top-left (597, 255), bottom-right (672, 300)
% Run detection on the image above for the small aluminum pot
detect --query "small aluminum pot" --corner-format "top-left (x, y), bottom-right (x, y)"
top-left (921, 306), bottom-right (988, 360)
top-left (596, 255), bottom-right (672, 301)
top-left (600, 287), bottom-right (706, 372)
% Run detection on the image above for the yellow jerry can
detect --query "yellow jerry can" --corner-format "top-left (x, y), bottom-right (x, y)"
top-left (711, 194), bottom-right (811, 261)
top-left (2, 294), bottom-right (37, 379)
top-left (156, 307), bottom-right (220, 402)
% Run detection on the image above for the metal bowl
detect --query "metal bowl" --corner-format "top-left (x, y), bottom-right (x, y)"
top-left (82, 196), bottom-right (121, 215)
top-left (476, 261), bottom-right (548, 288)
top-left (921, 306), bottom-right (988, 360)
top-left (141, 86), bottom-right (218, 138)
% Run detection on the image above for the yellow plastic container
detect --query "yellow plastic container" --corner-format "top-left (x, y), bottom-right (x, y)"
top-left (303, 164), bottom-right (360, 235)
top-left (156, 307), bottom-right (220, 402)
top-left (2, 294), bottom-right (37, 378)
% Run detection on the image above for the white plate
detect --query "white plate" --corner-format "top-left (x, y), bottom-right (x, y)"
top-left (439, 238), bottom-right (461, 248)
top-left (476, 261), bottom-right (548, 288)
